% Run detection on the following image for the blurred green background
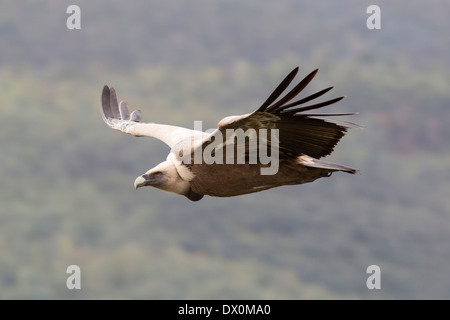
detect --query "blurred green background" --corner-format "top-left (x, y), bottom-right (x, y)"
top-left (0, 0), bottom-right (449, 299)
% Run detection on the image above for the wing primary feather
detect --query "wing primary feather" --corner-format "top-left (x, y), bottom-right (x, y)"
top-left (295, 112), bottom-right (357, 117)
top-left (119, 100), bottom-right (131, 120)
top-left (101, 85), bottom-right (113, 120)
top-left (308, 117), bottom-right (364, 130)
top-left (277, 87), bottom-right (334, 112)
top-left (265, 69), bottom-right (319, 113)
top-left (256, 67), bottom-right (299, 112)
top-left (130, 110), bottom-right (142, 122)
top-left (109, 87), bottom-right (121, 119)
top-left (280, 96), bottom-right (345, 114)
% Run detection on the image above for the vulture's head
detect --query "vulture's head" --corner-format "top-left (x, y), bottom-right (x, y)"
top-left (134, 160), bottom-right (189, 194)
top-left (134, 158), bottom-right (203, 201)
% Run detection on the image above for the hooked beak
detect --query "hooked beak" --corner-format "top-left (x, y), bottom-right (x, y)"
top-left (134, 175), bottom-right (148, 190)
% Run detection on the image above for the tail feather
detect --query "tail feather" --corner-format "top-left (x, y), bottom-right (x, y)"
top-left (298, 155), bottom-right (359, 174)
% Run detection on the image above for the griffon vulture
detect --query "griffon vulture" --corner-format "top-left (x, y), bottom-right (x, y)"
top-left (101, 67), bottom-right (359, 201)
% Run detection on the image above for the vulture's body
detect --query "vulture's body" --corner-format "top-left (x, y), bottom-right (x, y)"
top-left (187, 161), bottom-right (333, 199)
top-left (101, 67), bottom-right (360, 201)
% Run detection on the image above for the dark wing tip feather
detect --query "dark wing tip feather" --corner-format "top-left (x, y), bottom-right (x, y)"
top-left (257, 68), bottom-right (347, 117)
top-left (279, 86), bottom-right (334, 111)
top-left (108, 87), bottom-right (120, 119)
top-left (101, 85), bottom-right (129, 121)
top-left (101, 85), bottom-right (112, 121)
top-left (280, 96), bottom-right (345, 115)
top-left (256, 67), bottom-right (299, 112)
top-left (101, 84), bottom-right (120, 121)
top-left (119, 100), bottom-right (131, 120)
top-left (264, 68), bottom-right (319, 113)
top-left (130, 110), bottom-right (142, 122)
top-left (101, 85), bottom-right (144, 128)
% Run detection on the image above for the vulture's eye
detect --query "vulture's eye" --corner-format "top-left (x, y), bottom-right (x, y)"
top-left (152, 171), bottom-right (164, 179)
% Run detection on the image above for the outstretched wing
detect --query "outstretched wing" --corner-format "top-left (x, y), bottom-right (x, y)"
top-left (203, 67), bottom-right (361, 160)
top-left (101, 85), bottom-right (202, 149)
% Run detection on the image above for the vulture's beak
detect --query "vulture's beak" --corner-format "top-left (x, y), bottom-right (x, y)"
top-left (134, 175), bottom-right (148, 190)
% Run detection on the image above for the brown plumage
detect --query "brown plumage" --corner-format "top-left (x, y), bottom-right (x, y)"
top-left (101, 67), bottom-right (360, 201)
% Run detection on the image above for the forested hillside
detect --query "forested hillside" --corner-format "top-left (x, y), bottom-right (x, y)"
top-left (0, 0), bottom-right (449, 299)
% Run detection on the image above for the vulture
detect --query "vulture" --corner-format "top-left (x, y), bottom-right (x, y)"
top-left (101, 67), bottom-right (360, 201)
